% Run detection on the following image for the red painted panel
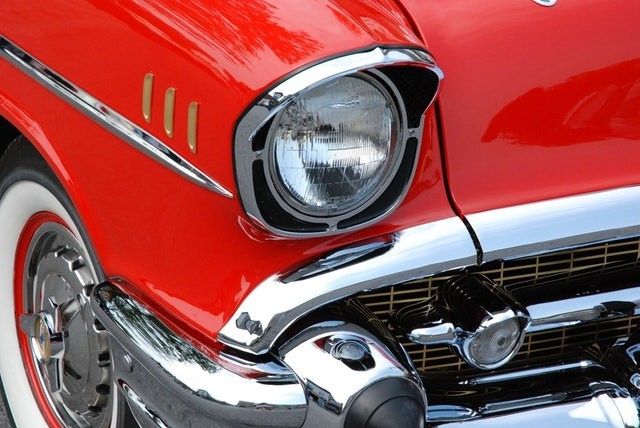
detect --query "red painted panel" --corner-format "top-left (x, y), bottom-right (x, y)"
top-left (404, 0), bottom-right (640, 214)
top-left (0, 0), bottom-right (452, 342)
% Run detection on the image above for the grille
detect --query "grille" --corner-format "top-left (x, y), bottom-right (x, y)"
top-left (357, 238), bottom-right (640, 374)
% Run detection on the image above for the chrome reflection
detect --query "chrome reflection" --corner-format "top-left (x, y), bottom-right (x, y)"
top-left (120, 381), bottom-right (169, 428)
top-left (468, 186), bottom-right (640, 263)
top-left (218, 217), bottom-right (477, 354)
top-left (532, 0), bottom-right (557, 6)
top-left (437, 395), bottom-right (636, 427)
top-left (398, 274), bottom-right (530, 370)
top-left (0, 36), bottom-right (232, 198)
top-left (460, 360), bottom-right (603, 386)
top-left (278, 320), bottom-right (425, 427)
top-left (427, 313), bottom-right (640, 425)
top-left (91, 282), bottom-right (306, 427)
top-left (430, 366), bottom-right (640, 426)
top-left (528, 286), bottom-right (640, 332)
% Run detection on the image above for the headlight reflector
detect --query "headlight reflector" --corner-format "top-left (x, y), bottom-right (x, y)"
top-left (268, 75), bottom-right (399, 216)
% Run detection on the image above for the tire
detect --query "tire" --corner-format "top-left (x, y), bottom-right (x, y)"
top-left (0, 137), bottom-right (133, 427)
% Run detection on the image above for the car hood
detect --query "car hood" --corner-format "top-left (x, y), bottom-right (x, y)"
top-left (402, 0), bottom-right (640, 215)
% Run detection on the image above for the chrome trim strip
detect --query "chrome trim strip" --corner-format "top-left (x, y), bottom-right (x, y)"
top-left (436, 385), bottom-right (639, 427)
top-left (468, 186), bottom-right (640, 262)
top-left (527, 286), bottom-right (640, 332)
top-left (0, 36), bottom-right (232, 198)
top-left (460, 360), bottom-right (602, 386)
top-left (91, 282), bottom-right (306, 427)
top-left (243, 47), bottom-right (442, 135)
top-left (218, 217), bottom-right (478, 354)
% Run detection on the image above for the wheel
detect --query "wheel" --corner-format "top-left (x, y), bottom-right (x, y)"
top-left (0, 137), bottom-right (131, 427)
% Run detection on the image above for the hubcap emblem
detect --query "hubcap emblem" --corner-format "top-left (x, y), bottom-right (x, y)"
top-left (33, 315), bottom-right (52, 362)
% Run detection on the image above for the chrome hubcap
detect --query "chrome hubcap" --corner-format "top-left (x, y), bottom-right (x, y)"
top-left (19, 223), bottom-right (112, 427)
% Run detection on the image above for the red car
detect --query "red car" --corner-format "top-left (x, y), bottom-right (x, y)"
top-left (1, 0), bottom-right (640, 427)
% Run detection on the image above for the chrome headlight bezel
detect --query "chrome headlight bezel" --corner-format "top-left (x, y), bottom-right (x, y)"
top-left (234, 47), bottom-right (443, 238)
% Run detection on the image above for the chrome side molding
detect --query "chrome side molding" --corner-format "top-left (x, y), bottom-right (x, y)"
top-left (0, 36), bottom-right (232, 197)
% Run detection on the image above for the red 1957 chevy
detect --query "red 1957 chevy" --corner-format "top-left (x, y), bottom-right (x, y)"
top-left (1, 0), bottom-right (640, 426)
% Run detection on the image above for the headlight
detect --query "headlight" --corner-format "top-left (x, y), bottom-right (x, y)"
top-left (268, 75), bottom-right (399, 216)
top-left (234, 47), bottom-right (443, 237)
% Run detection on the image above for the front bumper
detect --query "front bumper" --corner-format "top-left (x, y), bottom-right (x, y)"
top-left (91, 284), bottom-right (307, 428)
top-left (91, 187), bottom-right (640, 427)
top-left (92, 283), bottom-right (427, 428)
top-left (92, 281), bottom-right (640, 428)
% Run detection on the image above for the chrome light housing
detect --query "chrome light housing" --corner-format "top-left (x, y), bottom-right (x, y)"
top-left (398, 274), bottom-right (531, 370)
top-left (461, 312), bottom-right (527, 370)
top-left (234, 47), bottom-right (442, 237)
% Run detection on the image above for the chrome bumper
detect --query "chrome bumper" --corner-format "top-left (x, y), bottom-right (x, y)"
top-left (90, 186), bottom-right (640, 427)
top-left (437, 386), bottom-right (639, 428)
top-left (428, 352), bottom-right (640, 427)
top-left (90, 283), bottom-right (307, 428)
top-left (92, 281), bottom-right (640, 428)
top-left (91, 283), bottom-right (426, 427)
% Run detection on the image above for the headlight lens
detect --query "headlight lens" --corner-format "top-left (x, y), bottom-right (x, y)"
top-left (268, 75), bottom-right (399, 216)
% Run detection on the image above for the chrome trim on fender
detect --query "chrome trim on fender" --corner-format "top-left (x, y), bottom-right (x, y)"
top-left (0, 36), bottom-right (232, 198)
top-left (218, 217), bottom-right (477, 354)
top-left (468, 186), bottom-right (640, 262)
top-left (91, 282), bottom-right (306, 428)
top-left (237, 47), bottom-right (442, 140)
